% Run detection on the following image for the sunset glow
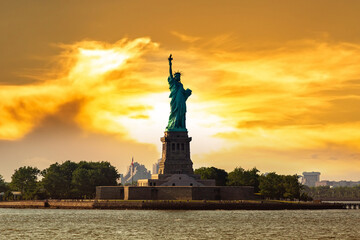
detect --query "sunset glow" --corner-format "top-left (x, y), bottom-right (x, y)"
top-left (1, 0), bottom-right (360, 181)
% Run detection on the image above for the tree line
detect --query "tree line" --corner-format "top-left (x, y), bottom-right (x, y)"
top-left (1, 162), bottom-right (314, 201)
top-left (303, 185), bottom-right (360, 200)
top-left (195, 167), bottom-right (311, 201)
top-left (0, 161), bottom-right (119, 200)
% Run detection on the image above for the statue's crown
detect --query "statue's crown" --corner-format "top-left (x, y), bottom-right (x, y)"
top-left (174, 71), bottom-right (181, 76)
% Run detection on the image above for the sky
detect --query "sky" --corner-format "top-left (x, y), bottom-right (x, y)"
top-left (1, 0), bottom-right (360, 181)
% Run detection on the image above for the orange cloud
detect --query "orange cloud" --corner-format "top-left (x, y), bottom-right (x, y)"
top-left (2, 35), bottom-right (360, 179)
top-left (0, 84), bottom-right (69, 140)
top-left (178, 39), bottom-right (360, 144)
top-left (0, 38), bottom-right (158, 140)
top-left (171, 31), bottom-right (201, 43)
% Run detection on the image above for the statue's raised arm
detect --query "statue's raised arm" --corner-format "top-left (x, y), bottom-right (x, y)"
top-left (168, 54), bottom-right (173, 78)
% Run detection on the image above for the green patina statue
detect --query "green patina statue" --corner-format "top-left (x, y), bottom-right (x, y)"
top-left (166, 54), bottom-right (192, 132)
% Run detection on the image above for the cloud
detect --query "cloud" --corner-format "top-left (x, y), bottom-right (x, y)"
top-left (181, 39), bottom-right (360, 141)
top-left (31, 37), bottom-right (360, 153)
top-left (0, 37), bottom-right (158, 140)
top-left (0, 84), bottom-right (69, 140)
top-left (171, 31), bottom-right (201, 43)
top-left (2, 35), bottom-right (360, 179)
top-left (160, 36), bottom-right (360, 179)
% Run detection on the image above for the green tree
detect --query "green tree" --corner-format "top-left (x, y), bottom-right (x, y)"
top-left (71, 161), bottom-right (119, 198)
top-left (0, 174), bottom-right (9, 193)
top-left (259, 173), bottom-right (303, 200)
top-left (10, 166), bottom-right (40, 199)
top-left (3, 190), bottom-right (14, 201)
top-left (194, 167), bottom-right (228, 186)
top-left (303, 185), bottom-right (360, 201)
top-left (259, 172), bottom-right (283, 199)
top-left (42, 160), bottom-right (119, 199)
top-left (41, 161), bottom-right (78, 199)
top-left (227, 167), bottom-right (260, 192)
top-left (282, 175), bottom-right (302, 200)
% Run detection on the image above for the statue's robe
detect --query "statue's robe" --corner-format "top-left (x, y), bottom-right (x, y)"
top-left (166, 75), bottom-right (191, 131)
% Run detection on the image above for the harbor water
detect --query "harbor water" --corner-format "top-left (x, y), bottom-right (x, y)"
top-left (0, 208), bottom-right (359, 239)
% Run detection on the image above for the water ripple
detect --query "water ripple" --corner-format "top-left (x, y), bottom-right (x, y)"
top-left (0, 209), bottom-right (359, 239)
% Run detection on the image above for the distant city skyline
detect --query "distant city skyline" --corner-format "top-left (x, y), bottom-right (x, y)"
top-left (2, 1), bottom-right (360, 181)
top-left (302, 171), bottom-right (360, 187)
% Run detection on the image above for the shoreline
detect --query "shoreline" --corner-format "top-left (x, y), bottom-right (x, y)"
top-left (0, 199), bottom-right (347, 210)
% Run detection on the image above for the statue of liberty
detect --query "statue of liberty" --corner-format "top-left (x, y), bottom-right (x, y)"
top-left (166, 54), bottom-right (192, 132)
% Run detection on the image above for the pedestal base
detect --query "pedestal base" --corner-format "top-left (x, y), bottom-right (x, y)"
top-left (158, 131), bottom-right (194, 175)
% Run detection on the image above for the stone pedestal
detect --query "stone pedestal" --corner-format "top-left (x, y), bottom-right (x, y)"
top-left (158, 131), bottom-right (194, 175)
top-left (137, 131), bottom-right (215, 187)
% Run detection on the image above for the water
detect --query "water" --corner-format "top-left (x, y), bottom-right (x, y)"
top-left (0, 208), bottom-right (360, 239)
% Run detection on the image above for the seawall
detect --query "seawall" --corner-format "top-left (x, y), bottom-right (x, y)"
top-left (0, 200), bottom-right (345, 210)
top-left (0, 200), bottom-right (94, 209)
top-left (96, 186), bottom-right (256, 201)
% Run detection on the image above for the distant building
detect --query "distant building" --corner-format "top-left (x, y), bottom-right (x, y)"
top-left (301, 171), bottom-right (360, 188)
top-left (117, 174), bottom-right (123, 185)
top-left (120, 162), bottom-right (151, 185)
top-left (152, 159), bottom-right (161, 174)
top-left (302, 172), bottom-right (321, 187)
top-left (316, 180), bottom-right (360, 187)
